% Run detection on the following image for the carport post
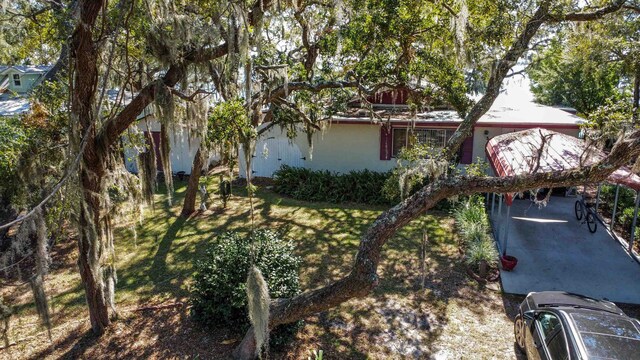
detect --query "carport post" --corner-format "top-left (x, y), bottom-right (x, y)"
top-left (595, 184), bottom-right (602, 212)
top-left (491, 193), bottom-right (496, 217)
top-left (611, 185), bottom-right (620, 229)
top-left (502, 204), bottom-right (512, 256)
top-left (496, 194), bottom-right (503, 240)
top-left (629, 192), bottom-right (640, 253)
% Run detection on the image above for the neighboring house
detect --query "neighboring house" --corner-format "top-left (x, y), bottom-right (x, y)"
top-left (0, 65), bottom-right (51, 117)
top-left (239, 90), bottom-right (584, 178)
top-left (0, 64), bottom-right (210, 174)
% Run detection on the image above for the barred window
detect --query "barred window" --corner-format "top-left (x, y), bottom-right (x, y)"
top-left (392, 128), bottom-right (455, 157)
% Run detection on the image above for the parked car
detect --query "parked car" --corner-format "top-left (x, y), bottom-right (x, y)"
top-left (514, 291), bottom-right (640, 359)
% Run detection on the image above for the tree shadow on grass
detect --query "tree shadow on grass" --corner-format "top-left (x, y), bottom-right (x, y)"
top-left (27, 183), bottom-right (527, 359)
top-left (272, 208), bottom-right (526, 358)
top-left (25, 307), bottom-right (236, 360)
top-left (149, 215), bottom-right (186, 293)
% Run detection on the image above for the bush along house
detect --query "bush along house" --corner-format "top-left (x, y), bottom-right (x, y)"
top-left (239, 88), bottom-right (584, 178)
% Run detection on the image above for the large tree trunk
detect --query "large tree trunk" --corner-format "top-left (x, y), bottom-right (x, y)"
top-left (64, 0), bottom-right (230, 336)
top-left (77, 165), bottom-right (110, 334)
top-left (71, 0), bottom-right (110, 335)
top-left (181, 147), bottom-right (204, 217)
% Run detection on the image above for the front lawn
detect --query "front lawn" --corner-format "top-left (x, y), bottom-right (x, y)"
top-left (2, 178), bottom-right (525, 359)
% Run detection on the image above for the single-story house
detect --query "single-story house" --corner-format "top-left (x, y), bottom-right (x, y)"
top-left (239, 92), bottom-right (585, 178)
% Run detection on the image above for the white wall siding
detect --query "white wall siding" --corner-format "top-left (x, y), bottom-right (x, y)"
top-left (306, 124), bottom-right (395, 173)
top-left (239, 123), bottom-right (396, 178)
top-left (124, 118), bottom-right (218, 174)
top-left (242, 122), bottom-right (584, 179)
top-left (4, 71), bottom-right (42, 93)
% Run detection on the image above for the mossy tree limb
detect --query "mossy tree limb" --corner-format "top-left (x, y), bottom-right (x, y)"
top-left (234, 129), bottom-right (640, 358)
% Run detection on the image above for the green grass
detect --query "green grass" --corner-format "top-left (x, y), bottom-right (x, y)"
top-left (109, 178), bottom-right (455, 306)
top-left (5, 179), bottom-right (455, 334)
top-left (7, 176), bottom-right (530, 359)
top-left (29, 176), bottom-right (456, 314)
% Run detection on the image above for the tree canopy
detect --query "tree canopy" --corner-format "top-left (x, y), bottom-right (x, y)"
top-left (0, 0), bottom-right (639, 358)
top-left (528, 5), bottom-right (640, 115)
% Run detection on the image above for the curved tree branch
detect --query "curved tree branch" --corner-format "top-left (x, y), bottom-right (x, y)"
top-left (549, 0), bottom-right (628, 22)
top-left (234, 1), bottom-right (633, 357)
top-left (444, 1), bottom-right (551, 160)
top-left (233, 128), bottom-right (640, 358)
top-left (98, 42), bottom-right (229, 148)
top-left (444, 0), bottom-right (629, 160)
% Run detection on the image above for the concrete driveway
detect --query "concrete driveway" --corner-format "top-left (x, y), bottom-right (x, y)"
top-left (492, 195), bottom-right (640, 304)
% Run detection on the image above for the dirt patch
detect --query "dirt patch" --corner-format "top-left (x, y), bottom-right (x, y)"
top-left (1, 306), bottom-right (237, 360)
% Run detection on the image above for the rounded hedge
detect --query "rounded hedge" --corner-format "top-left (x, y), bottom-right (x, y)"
top-left (190, 229), bottom-right (301, 329)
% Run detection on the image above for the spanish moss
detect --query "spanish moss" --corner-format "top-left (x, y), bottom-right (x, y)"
top-left (246, 266), bottom-right (270, 359)
top-left (0, 296), bottom-right (10, 348)
top-left (160, 124), bottom-right (174, 206)
top-left (138, 131), bottom-right (158, 206)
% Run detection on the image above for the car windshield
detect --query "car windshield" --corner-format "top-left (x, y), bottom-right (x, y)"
top-left (570, 312), bottom-right (640, 359)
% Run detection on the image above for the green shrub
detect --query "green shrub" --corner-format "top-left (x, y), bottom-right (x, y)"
top-left (191, 230), bottom-right (301, 334)
top-left (453, 195), bottom-right (497, 267)
top-left (464, 238), bottom-right (498, 266)
top-left (453, 195), bottom-right (489, 243)
top-left (273, 165), bottom-right (390, 205)
top-left (274, 165), bottom-right (458, 207)
top-left (460, 221), bottom-right (488, 245)
top-left (381, 168), bottom-right (424, 203)
top-left (619, 207), bottom-right (639, 229)
top-left (600, 185), bottom-right (637, 212)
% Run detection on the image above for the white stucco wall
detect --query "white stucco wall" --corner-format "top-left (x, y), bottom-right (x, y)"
top-left (124, 118), bottom-right (218, 174)
top-left (306, 123), bottom-right (396, 173)
top-left (239, 123), bottom-right (397, 178)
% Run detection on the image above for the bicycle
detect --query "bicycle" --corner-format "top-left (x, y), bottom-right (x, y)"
top-left (574, 196), bottom-right (598, 233)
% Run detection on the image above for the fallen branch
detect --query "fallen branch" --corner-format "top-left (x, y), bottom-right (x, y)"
top-left (131, 302), bottom-right (185, 312)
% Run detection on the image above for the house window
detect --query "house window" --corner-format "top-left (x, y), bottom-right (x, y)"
top-left (392, 128), bottom-right (455, 157)
top-left (12, 74), bottom-right (21, 87)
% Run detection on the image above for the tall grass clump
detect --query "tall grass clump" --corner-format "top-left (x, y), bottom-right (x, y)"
top-left (454, 195), bottom-right (489, 245)
top-left (454, 195), bottom-right (496, 278)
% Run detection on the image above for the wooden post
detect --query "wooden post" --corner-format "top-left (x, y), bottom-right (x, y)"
top-left (420, 232), bottom-right (428, 289)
